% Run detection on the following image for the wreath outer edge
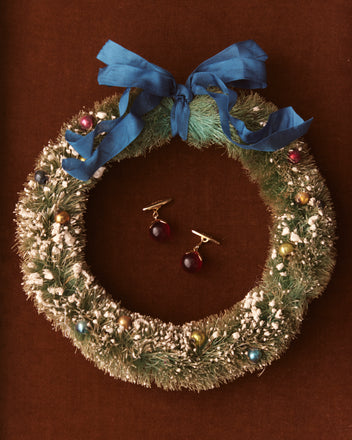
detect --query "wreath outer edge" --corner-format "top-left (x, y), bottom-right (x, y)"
top-left (15, 91), bottom-right (337, 391)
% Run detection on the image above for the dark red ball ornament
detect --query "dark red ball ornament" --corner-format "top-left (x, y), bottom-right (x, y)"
top-left (79, 115), bottom-right (94, 130)
top-left (149, 220), bottom-right (171, 241)
top-left (181, 251), bottom-right (203, 273)
top-left (288, 149), bottom-right (301, 164)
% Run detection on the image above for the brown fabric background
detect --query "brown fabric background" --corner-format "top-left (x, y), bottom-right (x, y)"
top-left (1, 1), bottom-right (351, 439)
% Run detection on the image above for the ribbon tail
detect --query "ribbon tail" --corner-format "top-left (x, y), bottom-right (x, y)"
top-left (130, 90), bottom-right (163, 117)
top-left (65, 119), bottom-right (118, 158)
top-left (204, 90), bottom-right (312, 151)
top-left (119, 88), bottom-right (131, 116)
top-left (95, 112), bottom-right (144, 164)
top-left (64, 130), bottom-right (96, 159)
top-left (229, 107), bottom-right (313, 151)
top-left (63, 113), bottom-right (144, 180)
top-left (170, 100), bottom-right (190, 140)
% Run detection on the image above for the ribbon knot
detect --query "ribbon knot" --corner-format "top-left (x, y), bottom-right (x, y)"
top-left (62, 40), bottom-right (312, 181)
top-left (171, 84), bottom-right (194, 140)
top-left (173, 84), bottom-right (194, 103)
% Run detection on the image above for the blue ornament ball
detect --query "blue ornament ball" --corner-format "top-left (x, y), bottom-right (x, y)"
top-left (248, 348), bottom-right (262, 363)
top-left (34, 170), bottom-right (48, 185)
top-left (76, 320), bottom-right (88, 334)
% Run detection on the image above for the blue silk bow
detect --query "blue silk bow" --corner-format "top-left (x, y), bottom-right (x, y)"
top-left (62, 40), bottom-right (312, 181)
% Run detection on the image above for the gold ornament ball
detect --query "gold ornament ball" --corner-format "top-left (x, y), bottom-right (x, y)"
top-left (278, 242), bottom-right (294, 257)
top-left (191, 330), bottom-right (206, 347)
top-left (55, 210), bottom-right (70, 224)
top-left (118, 315), bottom-right (132, 330)
top-left (295, 191), bottom-right (310, 205)
top-left (79, 157), bottom-right (86, 162)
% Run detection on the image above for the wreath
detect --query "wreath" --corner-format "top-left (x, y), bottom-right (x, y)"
top-left (15, 40), bottom-right (336, 391)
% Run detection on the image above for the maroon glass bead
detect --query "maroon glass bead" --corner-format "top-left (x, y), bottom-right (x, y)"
top-left (288, 149), bottom-right (301, 164)
top-left (79, 115), bottom-right (94, 130)
top-left (181, 251), bottom-right (203, 273)
top-left (149, 220), bottom-right (170, 241)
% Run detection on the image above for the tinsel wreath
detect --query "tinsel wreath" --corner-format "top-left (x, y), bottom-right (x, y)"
top-left (15, 89), bottom-right (336, 391)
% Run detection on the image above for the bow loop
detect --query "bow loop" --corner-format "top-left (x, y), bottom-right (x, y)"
top-left (97, 40), bottom-right (176, 96)
top-left (62, 40), bottom-right (312, 181)
top-left (187, 41), bottom-right (267, 91)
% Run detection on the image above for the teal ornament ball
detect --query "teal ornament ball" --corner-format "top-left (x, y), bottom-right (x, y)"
top-left (248, 348), bottom-right (262, 363)
top-left (76, 320), bottom-right (88, 334)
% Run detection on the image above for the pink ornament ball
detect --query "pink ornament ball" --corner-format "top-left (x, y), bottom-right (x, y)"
top-left (79, 115), bottom-right (94, 130)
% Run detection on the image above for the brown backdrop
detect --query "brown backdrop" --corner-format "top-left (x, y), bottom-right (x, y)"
top-left (2, 1), bottom-right (351, 439)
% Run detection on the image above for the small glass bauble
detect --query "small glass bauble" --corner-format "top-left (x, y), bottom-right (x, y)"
top-left (118, 315), bottom-right (132, 330)
top-left (55, 211), bottom-right (70, 225)
top-left (34, 170), bottom-right (48, 185)
top-left (79, 115), bottom-right (94, 130)
top-left (191, 330), bottom-right (206, 347)
top-left (295, 191), bottom-right (310, 205)
top-left (76, 320), bottom-right (88, 334)
top-left (288, 149), bottom-right (301, 164)
top-left (278, 242), bottom-right (294, 257)
top-left (248, 348), bottom-right (262, 363)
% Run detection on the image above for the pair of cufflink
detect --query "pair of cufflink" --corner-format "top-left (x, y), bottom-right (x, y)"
top-left (143, 198), bottom-right (220, 273)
